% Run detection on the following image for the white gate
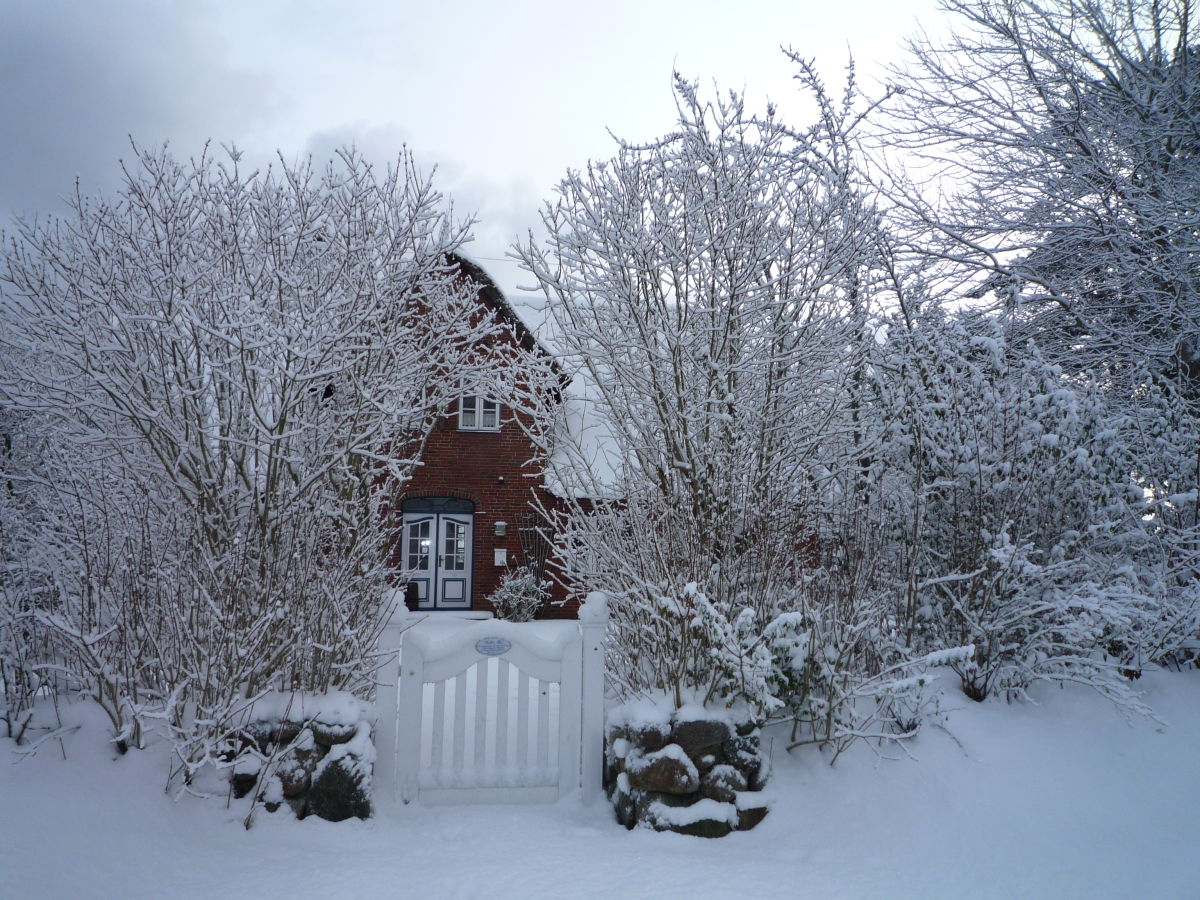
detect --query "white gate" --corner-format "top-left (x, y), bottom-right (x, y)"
top-left (374, 595), bottom-right (606, 807)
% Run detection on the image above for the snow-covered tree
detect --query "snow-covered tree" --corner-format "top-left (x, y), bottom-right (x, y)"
top-left (0, 145), bottom-right (506, 777)
top-left (519, 66), bottom-right (913, 721)
top-left (883, 0), bottom-right (1200, 665)
top-left (887, 0), bottom-right (1199, 379)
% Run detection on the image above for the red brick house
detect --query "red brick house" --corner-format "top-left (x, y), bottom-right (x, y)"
top-left (396, 254), bottom-right (575, 617)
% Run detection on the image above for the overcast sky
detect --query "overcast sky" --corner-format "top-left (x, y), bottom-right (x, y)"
top-left (0, 0), bottom-right (943, 305)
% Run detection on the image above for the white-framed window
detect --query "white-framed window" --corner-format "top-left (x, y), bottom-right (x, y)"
top-left (459, 395), bottom-right (501, 431)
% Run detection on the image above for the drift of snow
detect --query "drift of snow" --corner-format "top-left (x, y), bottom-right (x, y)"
top-left (2, 670), bottom-right (1198, 898)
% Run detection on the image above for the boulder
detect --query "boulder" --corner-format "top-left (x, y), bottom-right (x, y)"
top-left (673, 816), bottom-right (735, 839)
top-left (634, 789), bottom-right (693, 823)
top-left (735, 719), bottom-right (759, 737)
top-left (723, 732), bottom-right (760, 764)
top-left (693, 752), bottom-right (719, 775)
top-left (277, 753), bottom-right (315, 800)
top-left (626, 722), bottom-right (671, 754)
top-left (231, 771), bottom-right (258, 800)
top-left (737, 804), bottom-right (769, 831)
top-left (308, 757), bottom-right (371, 822)
top-left (258, 773), bottom-right (284, 813)
top-left (699, 764), bottom-right (747, 804)
top-left (614, 792), bottom-right (637, 829)
top-left (612, 773), bottom-right (637, 829)
top-left (671, 718), bottom-right (731, 758)
top-left (606, 736), bottom-right (630, 791)
top-left (267, 720), bottom-right (303, 748)
top-left (723, 734), bottom-right (764, 785)
top-left (310, 720), bottom-right (357, 748)
top-left (625, 746), bottom-right (700, 795)
top-left (735, 792), bottom-right (770, 831)
top-left (643, 798), bottom-right (736, 839)
top-left (748, 752), bottom-right (771, 792)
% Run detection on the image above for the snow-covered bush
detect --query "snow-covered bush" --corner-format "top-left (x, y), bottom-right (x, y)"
top-left (521, 66), bottom-right (898, 721)
top-left (866, 305), bottom-right (1168, 705)
top-left (487, 566), bottom-right (549, 622)
top-left (881, 0), bottom-right (1200, 682)
top-left (0, 144), bottom-right (509, 781)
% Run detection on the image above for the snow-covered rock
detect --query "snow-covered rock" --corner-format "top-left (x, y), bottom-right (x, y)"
top-left (604, 700), bottom-right (771, 836)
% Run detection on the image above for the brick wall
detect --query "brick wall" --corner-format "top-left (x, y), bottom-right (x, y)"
top-left (400, 405), bottom-right (576, 618)
top-left (391, 257), bottom-right (579, 618)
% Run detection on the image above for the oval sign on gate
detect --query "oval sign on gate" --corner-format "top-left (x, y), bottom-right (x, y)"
top-left (475, 636), bottom-right (512, 657)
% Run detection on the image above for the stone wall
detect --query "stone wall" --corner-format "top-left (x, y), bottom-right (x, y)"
top-left (605, 710), bottom-right (770, 837)
top-left (231, 711), bottom-right (374, 822)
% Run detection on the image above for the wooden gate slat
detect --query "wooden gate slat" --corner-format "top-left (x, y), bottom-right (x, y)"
top-left (474, 658), bottom-right (489, 771)
top-left (431, 680), bottom-right (446, 771)
top-left (495, 658), bottom-right (510, 771)
top-left (536, 679), bottom-right (551, 770)
top-left (516, 672), bottom-right (530, 772)
top-left (452, 671), bottom-right (467, 775)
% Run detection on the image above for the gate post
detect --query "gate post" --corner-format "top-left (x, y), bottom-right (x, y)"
top-left (578, 592), bottom-right (609, 806)
top-left (395, 626), bottom-right (427, 804)
top-left (373, 599), bottom-right (408, 807)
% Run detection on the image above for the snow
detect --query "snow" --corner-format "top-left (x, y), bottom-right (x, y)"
top-left (646, 797), bottom-right (738, 828)
top-left (250, 691), bottom-right (368, 728)
top-left (544, 391), bottom-right (622, 500)
top-left (673, 702), bottom-right (741, 725)
top-left (605, 696), bottom-right (673, 733)
top-left (576, 590), bottom-right (609, 625)
top-left (919, 644), bottom-right (976, 667)
top-left (232, 755), bottom-right (262, 777)
top-left (3, 670), bottom-right (1200, 898)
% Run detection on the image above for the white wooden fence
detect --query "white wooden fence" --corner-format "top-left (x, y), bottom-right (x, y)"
top-left (374, 594), bottom-right (606, 807)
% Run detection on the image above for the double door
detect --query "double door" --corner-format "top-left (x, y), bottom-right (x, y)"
top-left (402, 512), bottom-right (474, 610)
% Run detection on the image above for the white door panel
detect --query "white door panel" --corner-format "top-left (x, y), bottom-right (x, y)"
top-left (403, 513), bottom-right (473, 610)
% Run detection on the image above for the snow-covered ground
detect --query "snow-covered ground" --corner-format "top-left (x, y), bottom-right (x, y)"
top-left (3, 670), bottom-right (1198, 900)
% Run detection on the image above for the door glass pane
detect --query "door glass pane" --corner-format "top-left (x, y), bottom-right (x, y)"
top-left (443, 522), bottom-right (465, 571)
top-left (407, 520), bottom-right (430, 570)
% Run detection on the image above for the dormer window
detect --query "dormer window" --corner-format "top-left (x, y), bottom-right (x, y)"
top-left (459, 396), bottom-right (501, 431)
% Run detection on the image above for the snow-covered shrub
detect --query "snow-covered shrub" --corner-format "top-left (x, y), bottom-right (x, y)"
top-left (522, 65), bottom-right (896, 721)
top-left (0, 410), bottom-right (58, 743)
top-left (0, 144), bottom-right (522, 783)
top-left (883, 0), bottom-right (1200, 685)
top-left (487, 566), bottom-right (549, 622)
top-left (870, 307), bottom-right (1164, 705)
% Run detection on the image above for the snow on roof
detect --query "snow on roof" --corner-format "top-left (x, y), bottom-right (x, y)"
top-left (544, 384), bottom-right (623, 500)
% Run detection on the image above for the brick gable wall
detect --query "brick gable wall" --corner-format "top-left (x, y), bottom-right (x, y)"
top-left (401, 405), bottom-right (575, 618)
top-left (393, 258), bottom-right (577, 618)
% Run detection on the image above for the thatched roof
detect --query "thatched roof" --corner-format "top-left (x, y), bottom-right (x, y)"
top-left (446, 252), bottom-right (566, 387)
